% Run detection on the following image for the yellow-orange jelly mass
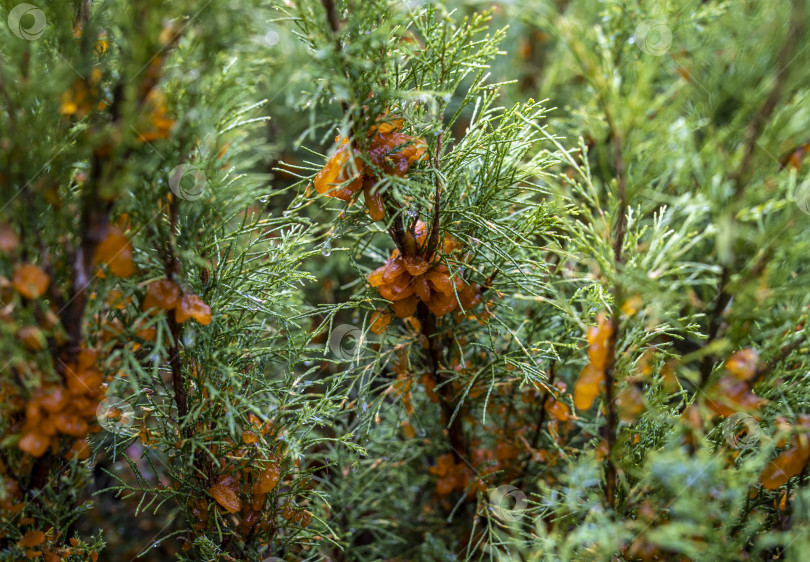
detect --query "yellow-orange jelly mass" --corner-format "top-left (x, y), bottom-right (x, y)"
top-left (313, 117), bottom-right (427, 221)
top-left (761, 438), bottom-right (810, 490)
top-left (573, 313), bottom-right (613, 410)
top-left (367, 222), bottom-right (481, 319)
top-left (208, 474), bottom-right (241, 513)
top-left (13, 264), bottom-right (50, 300)
top-left (142, 280), bottom-right (212, 325)
top-left (94, 226), bottom-right (135, 277)
top-left (175, 294), bottom-right (212, 325)
top-left (18, 348), bottom-right (104, 458)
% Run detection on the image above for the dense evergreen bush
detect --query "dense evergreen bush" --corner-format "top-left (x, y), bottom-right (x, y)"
top-left (1, 0), bottom-right (809, 560)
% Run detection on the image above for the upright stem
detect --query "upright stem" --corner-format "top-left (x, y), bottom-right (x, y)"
top-left (59, 149), bottom-right (113, 369)
top-left (424, 132), bottom-right (443, 259)
top-left (163, 196), bottom-right (189, 435)
top-left (418, 303), bottom-right (465, 463)
top-left (602, 113), bottom-right (626, 509)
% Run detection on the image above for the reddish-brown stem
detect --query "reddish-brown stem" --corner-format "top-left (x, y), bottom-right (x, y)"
top-left (602, 310), bottom-right (620, 508)
top-left (601, 112), bottom-right (626, 510)
top-left (58, 154), bottom-right (113, 370)
top-left (165, 197), bottom-right (188, 434)
top-left (418, 303), bottom-right (465, 463)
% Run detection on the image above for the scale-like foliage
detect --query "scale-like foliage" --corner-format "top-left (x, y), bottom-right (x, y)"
top-left (1, 0), bottom-right (809, 560)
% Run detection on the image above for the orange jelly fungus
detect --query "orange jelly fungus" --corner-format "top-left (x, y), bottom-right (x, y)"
top-left (369, 310), bottom-right (392, 334)
top-left (761, 438), bottom-right (810, 490)
top-left (208, 475), bottom-right (241, 513)
top-left (142, 279), bottom-right (180, 312)
top-left (242, 430), bottom-right (259, 444)
top-left (760, 416), bottom-right (810, 490)
top-left (574, 313), bottom-right (613, 410)
top-left (616, 384), bottom-right (645, 424)
top-left (94, 226), bottom-right (135, 277)
top-left (13, 264), bottom-right (50, 299)
top-left (428, 453), bottom-right (480, 498)
top-left (705, 375), bottom-right (768, 417)
top-left (175, 294), bottom-right (212, 325)
top-left (59, 68), bottom-right (103, 118)
top-left (65, 438), bottom-right (91, 460)
top-left (367, 221), bottom-right (481, 320)
top-left (544, 397), bottom-right (571, 422)
top-left (17, 326), bottom-right (45, 351)
top-left (137, 89), bottom-right (175, 142)
top-left (363, 179), bottom-right (386, 221)
top-left (313, 136), bottom-right (364, 202)
top-left (19, 531), bottom-right (45, 548)
top-left (253, 464), bottom-right (281, 495)
top-left (368, 129), bottom-right (427, 177)
top-left (312, 116), bottom-right (427, 221)
top-left (725, 348), bottom-right (759, 381)
top-left (18, 348), bottom-right (105, 457)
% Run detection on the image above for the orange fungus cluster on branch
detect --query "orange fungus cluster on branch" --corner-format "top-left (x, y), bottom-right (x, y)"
top-left (706, 347), bottom-right (767, 417)
top-left (94, 226), bottom-right (135, 278)
top-left (18, 348), bottom-right (102, 458)
top-left (12, 264), bottom-right (50, 300)
top-left (142, 279), bottom-right (212, 325)
top-left (367, 221), bottom-right (482, 320)
top-left (574, 312), bottom-right (614, 411)
top-left (194, 454), bottom-right (311, 535)
top-left (313, 116), bottom-right (427, 221)
top-left (429, 453), bottom-right (486, 498)
top-left (760, 415), bottom-right (810, 490)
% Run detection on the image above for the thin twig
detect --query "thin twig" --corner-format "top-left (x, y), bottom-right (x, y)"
top-left (424, 132), bottom-right (443, 258)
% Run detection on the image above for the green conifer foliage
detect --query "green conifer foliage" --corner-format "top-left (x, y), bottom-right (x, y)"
top-left (1, 0), bottom-right (809, 560)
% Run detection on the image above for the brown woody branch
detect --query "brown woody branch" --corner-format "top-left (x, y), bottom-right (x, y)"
top-left (418, 303), bottom-right (465, 464)
top-left (602, 111), bottom-right (626, 509)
